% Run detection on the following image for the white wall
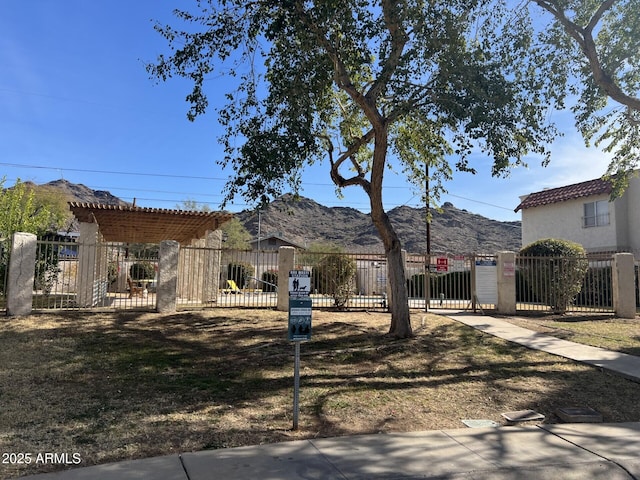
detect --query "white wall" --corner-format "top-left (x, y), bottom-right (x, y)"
top-left (521, 194), bottom-right (618, 252)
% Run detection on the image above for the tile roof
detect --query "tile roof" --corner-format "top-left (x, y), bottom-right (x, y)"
top-left (514, 177), bottom-right (612, 212)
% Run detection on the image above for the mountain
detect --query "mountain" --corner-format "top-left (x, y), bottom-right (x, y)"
top-left (42, 179), bottom-right (129, 206)
top-left (46, 180), bottom-right (520, 253)
top-left (235, 194), bottom-right (521, 254)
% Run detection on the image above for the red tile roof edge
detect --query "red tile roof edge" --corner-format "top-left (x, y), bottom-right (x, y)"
top-left (514, 177), bottom-right (612, 212)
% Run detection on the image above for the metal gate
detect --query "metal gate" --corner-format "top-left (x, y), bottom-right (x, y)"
top-left (407, 254), bottom-right (496, 311)
top-left (177, 246), bottom-right (279, 309)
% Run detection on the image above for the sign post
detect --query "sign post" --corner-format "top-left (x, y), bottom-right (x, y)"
top-left (288, 270), bottom-right (312, 430)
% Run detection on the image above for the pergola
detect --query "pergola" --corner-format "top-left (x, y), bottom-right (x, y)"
top-left (68, 202), bottom-right (233, 244)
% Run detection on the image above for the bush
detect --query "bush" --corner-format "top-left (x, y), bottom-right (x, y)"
top-left (261, 270), bottom-right (278, 292)
top-left (311, 252), bottom-right (356, 309)
top-left (130, 261), bottom-right (155, 280)
top-left (519, 238), bottom-right (588, 314)
top-left (227, 262), bottom-right (254, 289)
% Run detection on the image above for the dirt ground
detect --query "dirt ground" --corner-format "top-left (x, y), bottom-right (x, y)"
top-left (2, 308), bottom-right (640, 478)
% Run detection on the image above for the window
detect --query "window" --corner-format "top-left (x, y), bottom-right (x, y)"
top-left (583, 200), bottom-right (609, 227)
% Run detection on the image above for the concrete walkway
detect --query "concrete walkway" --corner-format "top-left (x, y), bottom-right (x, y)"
top-left (20, 311), bottom-right (640, 480)
top-left (441, 310), bottom-right (640, 383)
top-left (20, 423), bottom-right (640, 479)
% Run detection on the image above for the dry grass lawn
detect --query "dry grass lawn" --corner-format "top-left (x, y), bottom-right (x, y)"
top-left (2, 309), bottom-right (640, 478)
top-left (504, 314), bottom-right (640, 355)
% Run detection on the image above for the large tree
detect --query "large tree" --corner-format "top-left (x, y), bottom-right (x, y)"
top-left (148, 0), bottom-right (559, 337)
top-left (519, 0), bottom-right (639, 196)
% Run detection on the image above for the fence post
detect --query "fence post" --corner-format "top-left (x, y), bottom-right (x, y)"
top-left (612, 253), bottom-right (635, 319)
top-left (157, 240), bottom-right (180, 313)
top-left (76, 222), bottom-right (101, 307)
top-left (277, 246), bottom-right (295, 311)
top-left (6, 232), bottom-right (37, 316)
top-left (497, 251), bottom-right (516, 315)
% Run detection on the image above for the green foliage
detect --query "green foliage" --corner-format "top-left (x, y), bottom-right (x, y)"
top-left (227, 262), bottom-right (254, 289)
top-left (0, 178), bottom-right (64, 238)
top-left (148, 0), bottom-right (570, 336)
top-left (514, 1), bottom-right (640, 195)
top-left (301, 245), bottom-right (356, 308)
top-left (149, 3), bottom-right (560, 208)
top-left (221, 217), bottom-right (252, 250)
top-left (130, 262), bottom-right (156, 281)
top-left (519, 239), bottom-right (589, 314)
top-left (34, 242), bottom-right (61, 295)
top-left (261, 270), bottom-right (278, 292)
top-left (575, 266), bottom-right (612, 308)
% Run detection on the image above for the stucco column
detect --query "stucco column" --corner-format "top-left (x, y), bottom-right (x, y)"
top-left (76, 222), bottom-right (100, 307)
top-left (157, 240), bottom-right (180, 313)
top-left (497, 251), bottom-right (516, 315)
top-left (612, 253), bottom-right (635, 319)
top-left (203, 230), bottom-right (222, 302)
top-left (277, 246), bottom-right (295, 311)
top-left (6, 232), bottom-right (37, 316)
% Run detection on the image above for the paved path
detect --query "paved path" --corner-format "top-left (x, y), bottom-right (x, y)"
top-left (439, 310), bottom-right (640, 382)
top-left (20, 423), bottom-right (640, 479)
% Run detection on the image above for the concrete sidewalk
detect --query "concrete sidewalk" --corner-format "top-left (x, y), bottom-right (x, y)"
top-left (441, 310), bottom-right (640, 383)
top-left (20, 422), bottom-right (640, 479)
top-left (20, 311), bottom-right (640, 480)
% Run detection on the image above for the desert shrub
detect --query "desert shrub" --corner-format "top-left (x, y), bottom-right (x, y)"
top-left (519, 238), bottom-right (588, 313)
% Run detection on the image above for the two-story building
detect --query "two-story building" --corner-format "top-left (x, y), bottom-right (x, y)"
top-left (515, 175), bottom-right (640, 256)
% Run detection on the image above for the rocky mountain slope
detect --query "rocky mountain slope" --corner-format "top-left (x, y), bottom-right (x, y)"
top-left (236, 194), bottom-right (521, 254)
top-left (46, 181), bottom-right (520, 253)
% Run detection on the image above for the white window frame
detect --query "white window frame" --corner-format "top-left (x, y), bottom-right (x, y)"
top-left (583, 200), bottom-right (610, 228)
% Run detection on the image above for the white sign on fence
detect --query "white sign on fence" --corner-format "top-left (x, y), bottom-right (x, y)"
top-left (475, 259), bottom-right (497, 304)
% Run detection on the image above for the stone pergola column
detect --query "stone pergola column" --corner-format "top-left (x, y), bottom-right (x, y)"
top-left (202, 229), bottom-right (222, 303)
top-left (6, 232), bottom-right (37, 316)
top-left (157, 240), bottom-right (180, 313)
top-left (76, 222), bottom-right (101, 307)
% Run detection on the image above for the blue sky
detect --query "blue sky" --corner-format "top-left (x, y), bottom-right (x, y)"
top-left (0, 1), bottom-right (613, 222)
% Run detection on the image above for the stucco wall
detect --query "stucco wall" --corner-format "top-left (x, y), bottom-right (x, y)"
top-left (521, 194), bottom-right (618, 252)
top-left (625, 176), bottom-right (640, 252)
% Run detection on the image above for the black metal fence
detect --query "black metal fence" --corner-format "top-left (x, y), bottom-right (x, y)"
top-left (0, 238), bottom-right (8, 313)
top-left (515, 254), bottom-right (613, 314)
top-left (31, 240), bottom-right (158, 310)
top-left (1, 236), bottom-right (625, 315)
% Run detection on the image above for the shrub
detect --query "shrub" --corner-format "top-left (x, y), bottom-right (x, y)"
top-left (519, 238), bottom-right (588, 314)
top-left (261, 270), bottom-right (278, 292)
top-left (227, 262), bottom-right (254, 289)
top-left (307, 251), bottom-right (356, 309)
top-left (130, 261), bottom-right (155, 280)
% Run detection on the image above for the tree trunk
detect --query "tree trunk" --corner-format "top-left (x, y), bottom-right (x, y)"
top-left (370, 205), bottom-right (411, 337)
top-left (369, 126), bottom-right (413, 339)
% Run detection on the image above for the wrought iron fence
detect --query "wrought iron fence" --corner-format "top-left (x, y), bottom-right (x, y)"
top-left (293, 250), bottom-right (389, 310)
top-left (10, 238), bottom-right (621, 316)
top-left (0, 238), bottom-right (8, 312)
top-left (516, 254), bottom-right (613, 314)
top-left (31, 240), bottom-right (158, 310)
top-left (177, 247), bottom-right (280, 308)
